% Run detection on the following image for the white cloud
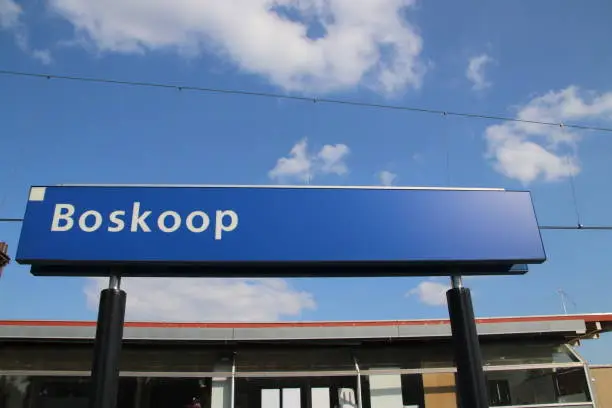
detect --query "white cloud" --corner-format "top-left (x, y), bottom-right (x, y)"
top-left (30, 48), bottom-right (53, 65)
top-left (84, 277), bottom-right (316, 322)
top-left (269, 138), bottom-right (349, 183)
top-left (0, 0), bottom-right (52, 64)
top-left (0, 0), bottom-right (21, 28)
top-left (466, 54), bottom-right (493, 91)
top-left (47, 0), bottom-right (426, 95)
top-left (269, 139), bottom-right (312, 182)
top-left (318, 144), bottom-right (349, 175)
top-left (406, 279), bottom-right (449, 307)
top-left (14, 31), bottom-right (53, 64)
top-left (378, 170), bottom-right (397, 186)
top-left (485, 86), bottom-right (612, 184)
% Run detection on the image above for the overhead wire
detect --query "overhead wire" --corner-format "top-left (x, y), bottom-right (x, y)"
top-left (1, 218), bottom-right (612, 230)
top-left (2, 69), bottom-right (612, 133)
top-left (539, 225), bottom-right (612, 230)
top-left (2, 69), bottom-right (612, 231)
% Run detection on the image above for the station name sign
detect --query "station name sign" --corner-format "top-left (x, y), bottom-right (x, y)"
top-left (16, 185), bottom-right (546, 277)
top-left (50, 202), bottom-right (238, 239)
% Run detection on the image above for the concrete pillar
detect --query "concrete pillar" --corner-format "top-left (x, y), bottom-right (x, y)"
top-left (211, 362), bottom-right (232, 408)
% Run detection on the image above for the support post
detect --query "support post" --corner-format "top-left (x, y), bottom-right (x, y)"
top-left (353, 357), bottom-right (363, 408)
top-left (446, 275), bottom-right (489, 408)
top-left (230, 353), bottom-right (236, 408)
top-left (89, 274), bottom-right (127, 408)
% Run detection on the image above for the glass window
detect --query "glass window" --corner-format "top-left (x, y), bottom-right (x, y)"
top-left (120, 346), bottom-right (222, 372)
top-left (36, 377), bottom-right (137, 408)
top-left (0, 344), bottom-right (227, 373)
top-left (0, 375), bottom-right (32, 408)
top-left (356, 343), bottom-right (454, 370)
top-left (488, 379), bottom-right (511, 406)
top-left (0, 344), bottom-right (92, 371)
top-left (356, 340), bottom-right (579, 370)
top-left (481, 341), bottom-right (580, 366)
top-left (401, 374), bottom-right (425, 407)
top-left (1, 340), bottom-right (578, 375)
top-left (235, 347), bottom-right (356, 373)
top-left (147, 378), bottom-right (211, 408)
top-left (234, 376), bottom-right (363, 408)
top-left (0, 376), bottom-right (138, 408)
top-left (485, 368), bottom-right (591, 406)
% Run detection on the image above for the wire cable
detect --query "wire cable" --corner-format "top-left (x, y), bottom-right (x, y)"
top-left (2, 218), bottom-right (612, 230)
top-left (539, 225), bottom-right (612, 230)
top-left (2, 69), bottom-right (612, 133)
top-left (2, 70), bottom-right (612, 231)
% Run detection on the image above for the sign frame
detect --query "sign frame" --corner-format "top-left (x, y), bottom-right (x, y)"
top-left (16, 184), bottom-right (546, 277)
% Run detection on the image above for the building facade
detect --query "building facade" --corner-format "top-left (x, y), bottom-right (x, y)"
top-left (0, 314), bottom-right (610, 408)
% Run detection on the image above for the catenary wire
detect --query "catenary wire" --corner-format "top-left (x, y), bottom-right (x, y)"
top-left (538, 225), bottom-right (612, 230)
top-left (2, 70), bottom-right (612, 231)
top-left (2, 69), bottom-right (612, 133)
top-left (1, 218), bottom-right (612, 230)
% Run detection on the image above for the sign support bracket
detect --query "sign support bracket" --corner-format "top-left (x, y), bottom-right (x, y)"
top-left (447, 274), bottom-right (489, 408)
top-left (89, 273), bottom-right (126, 408)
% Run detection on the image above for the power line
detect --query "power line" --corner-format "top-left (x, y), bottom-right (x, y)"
top-left (2, 70), bottom-right (612, 231)
top-left (1, 217), bottom-right (612, 230)
top-left (539, 225), bottom-right (612, 230)
top-left (2, 69), bottom-right (612, 133)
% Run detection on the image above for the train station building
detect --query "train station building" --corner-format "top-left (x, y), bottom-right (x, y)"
top-left (0, 313), bottom-right (611, 408)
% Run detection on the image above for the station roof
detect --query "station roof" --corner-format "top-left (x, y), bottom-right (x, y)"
top-left (0, 313), bottom-right (610, 345)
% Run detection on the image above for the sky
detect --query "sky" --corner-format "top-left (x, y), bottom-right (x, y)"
top-left (1, 0), bottom-right (612, 363)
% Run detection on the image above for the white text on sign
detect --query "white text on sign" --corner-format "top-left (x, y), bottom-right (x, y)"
top-left (50, 202), bottom-right (239, 240)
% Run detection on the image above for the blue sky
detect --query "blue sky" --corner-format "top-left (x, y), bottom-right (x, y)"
top-left (1, 0), bottom-right (612, 363)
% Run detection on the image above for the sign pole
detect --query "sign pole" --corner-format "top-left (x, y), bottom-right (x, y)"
top-left (89, 273), bottom-right (126, 408)
top-left (446, 275), bottom-right (489, 408)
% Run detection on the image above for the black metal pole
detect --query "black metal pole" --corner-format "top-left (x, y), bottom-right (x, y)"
top-left (446, 275), bottom-right (489, 408)
top-left (89, 275), bottom-right (126, 408)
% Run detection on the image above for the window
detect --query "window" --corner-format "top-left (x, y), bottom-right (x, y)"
top-left (235, 347), bottom-right (356, 374)
top-left (481, 341), bottom-right (579, 366)
top-left (355, 343), bottom-right (454, 370)
top-left (0, 376), bottom-right (32, 408)
top-left (0, 343), bottom-right (225, 373)
top-left (401, 374), bottom-right (425, 408)
top-left (234, 376), bottom-right (362, 408)
top-left (36, 377), bottom-right (137, 408)
top-left (355, 340), bottom-right (579, 370)
top-left (0, 376), bottom-right (138, 408)
top-left (487, 379), bottom-right (511, 406)
top-left (148, 378), bottom-right (209, 408)
top-left (485, 368), bottom-right (591, 406)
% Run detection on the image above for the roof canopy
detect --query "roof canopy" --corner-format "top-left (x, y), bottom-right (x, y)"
top-left (0, 314), bottom-right (610, 345)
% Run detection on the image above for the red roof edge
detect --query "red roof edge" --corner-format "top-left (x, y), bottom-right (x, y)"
top-left (0, 313), bottom-right (611, 329)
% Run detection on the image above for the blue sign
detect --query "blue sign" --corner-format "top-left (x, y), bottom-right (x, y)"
top-left (16, 185), bottom-right (545, 277)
